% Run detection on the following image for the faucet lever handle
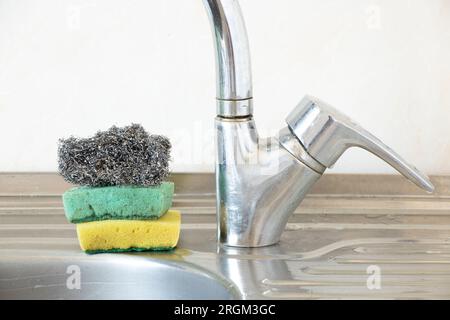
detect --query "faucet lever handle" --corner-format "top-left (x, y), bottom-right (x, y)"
top-left (286, 95), bottom-right (434, 192)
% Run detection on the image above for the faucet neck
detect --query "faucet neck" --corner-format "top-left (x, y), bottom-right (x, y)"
top-left (203, 0), bottom-right (253, 117)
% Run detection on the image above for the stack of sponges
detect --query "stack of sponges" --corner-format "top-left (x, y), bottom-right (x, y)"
top-left (58, 124), bottom-right (180, 254)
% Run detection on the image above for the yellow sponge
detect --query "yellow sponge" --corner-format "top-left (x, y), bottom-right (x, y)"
top-left (76, 210), bottom-right (181, 254)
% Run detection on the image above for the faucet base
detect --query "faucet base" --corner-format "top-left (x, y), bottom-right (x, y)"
top-left (215, 117), bottom-right (322, 247)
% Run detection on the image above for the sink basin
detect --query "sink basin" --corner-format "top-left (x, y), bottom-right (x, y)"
top-left (0, 250), bottom-right (239, 300)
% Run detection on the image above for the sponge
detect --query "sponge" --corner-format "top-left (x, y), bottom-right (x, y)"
top-left (58, 124), bottom-right (171, 187)
top-left (63, 182), bottom-right (174, 223)
top-left (76, 210), bottom-right (181, 254)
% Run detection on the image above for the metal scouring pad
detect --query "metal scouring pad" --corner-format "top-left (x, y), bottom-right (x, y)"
top-left (58, 124), bottom-right (171, 187)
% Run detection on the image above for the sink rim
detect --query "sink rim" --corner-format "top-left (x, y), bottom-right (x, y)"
top-left (0, 248), bottom-right (243, 300)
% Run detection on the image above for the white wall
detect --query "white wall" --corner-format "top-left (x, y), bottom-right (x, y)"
top-left (0, 0), bottom-right (449, 174)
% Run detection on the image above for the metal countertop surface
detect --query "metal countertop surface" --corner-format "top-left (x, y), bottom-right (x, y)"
top-left (1, 173), bottom-right (450, 299)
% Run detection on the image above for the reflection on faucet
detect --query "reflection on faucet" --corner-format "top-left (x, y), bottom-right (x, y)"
top-left (217, 245), bottom-right (293, 299)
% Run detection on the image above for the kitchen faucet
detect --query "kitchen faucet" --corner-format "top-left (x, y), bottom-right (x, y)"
top-left (203, 0), bottom-right (434, 248)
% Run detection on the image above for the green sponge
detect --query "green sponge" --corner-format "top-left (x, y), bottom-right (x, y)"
top-left (62, 182), bottom-right (174, 223)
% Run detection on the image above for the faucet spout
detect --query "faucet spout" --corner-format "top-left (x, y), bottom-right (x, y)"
top-left (203, 0), bottom-right (253, 117)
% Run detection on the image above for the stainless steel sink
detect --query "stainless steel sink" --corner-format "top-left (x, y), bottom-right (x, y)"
top-left (1, 173), bottom-right (450, 299)
top-left (0, 250), bottom-right (239, 300)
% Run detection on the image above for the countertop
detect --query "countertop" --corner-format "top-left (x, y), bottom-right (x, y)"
top-left (1, 173), bottom-right (450, 299)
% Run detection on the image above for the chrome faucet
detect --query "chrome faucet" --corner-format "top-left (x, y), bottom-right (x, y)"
top-left (203, 0), bottom-right (434, 248)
